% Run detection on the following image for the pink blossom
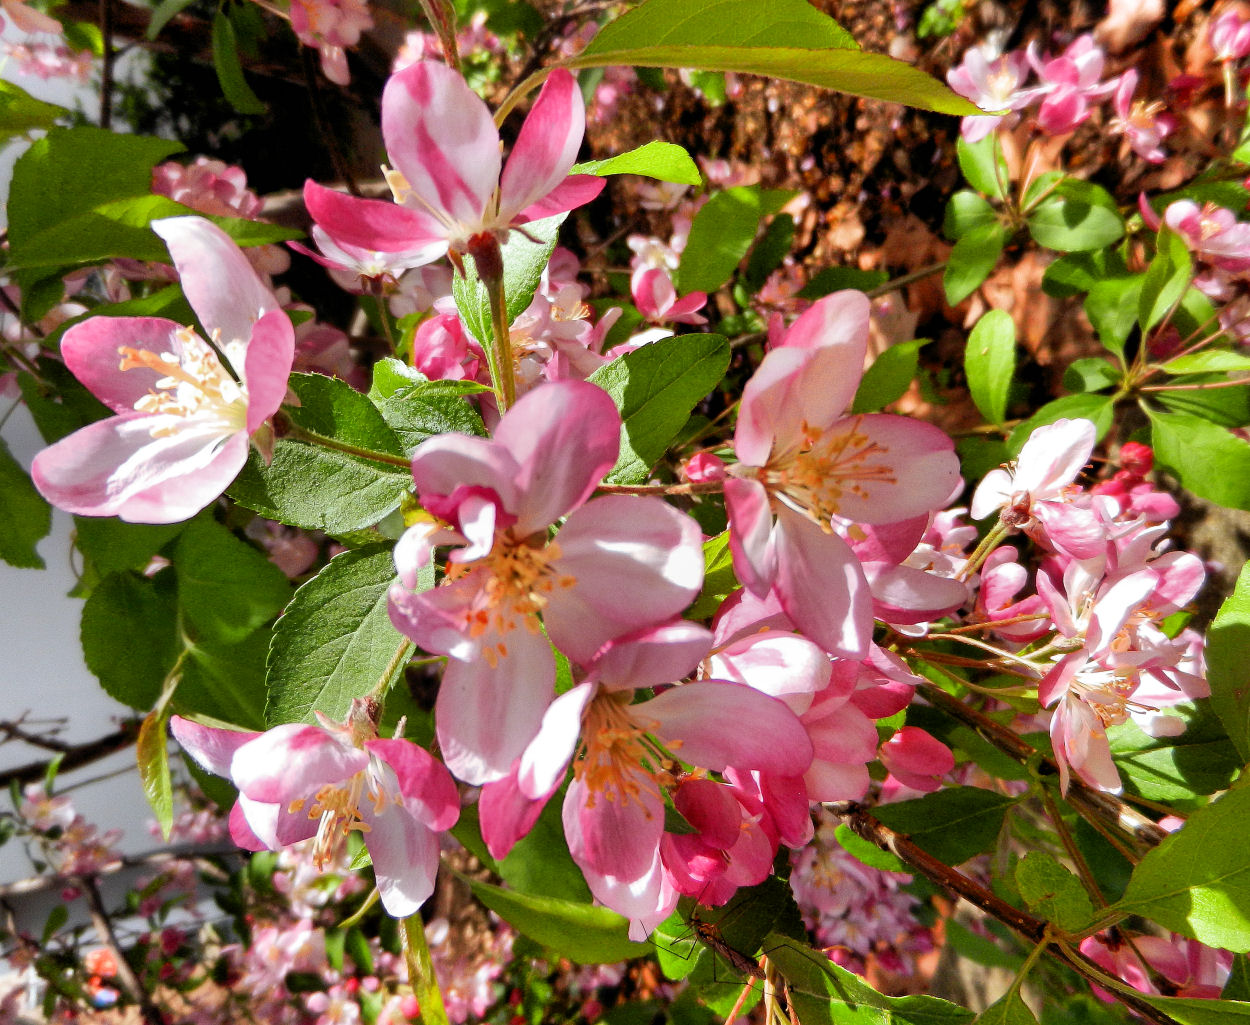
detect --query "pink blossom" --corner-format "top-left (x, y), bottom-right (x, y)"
top-left (32, 217), bottom-right (295, 523)
top-left (878, 726), bottom-right (954, 793)
top-left (387, 380), bottom-right (704, 784)
top-left (1212, 10), bottom-right (1250, 62)
top-left (2, 40), bottom-right (91, 81)
top-left (725, 291), bottom-right (961, 656)
top-left (289, 0), bottom-right (372, 86)
top-left (291, 225), bottom-right (438, 294)
top-left (1164, 200), bottom-right (1250, 275)
top-left (1109, 70), bottom-right (1172, 164)
top-left (630, 266), bottom-right (707, 325)
top-left (170, 702), bottom-right (459, 917)
top-left (1029, 35), bottom-right (1117, 136)
top-left (946, 47), bottom-right (1042, 141)
top-left (0, 0), bottom-right (63, 35)
top-left (305, 61), bottom-right (603, 264)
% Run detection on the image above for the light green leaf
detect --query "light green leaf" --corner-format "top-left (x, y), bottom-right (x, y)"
top-left (851, 338), bottom-right (929, 414)
top-left (1207, 560), bottom-right (1250, 763)
top-left (834, 823), bottom-right (910, 873)
top-left (687, 531), bottom-right (738, 620)
top-left (965, 309), bottom-right (1015, 425)
top-left (1163, 350), bottom-right (1250, 375)
top-left (453, 214), bottom-right (564, 342)
top-left (974, 990), bottom-right (1038, 1025)
top-left (1139, 227), bottom-right (1192, 332)
top-left (943, 190), bottom-right (997, 239)
top-left (1148, 408), bottom-right (1250, 511)
top-left (212, 9), bottom-right (266, 115)
top-left (174, 518), bottom-right (291, 645)
top-left (1026, 180), bottom-right (1125, 253)
top-left (957, 134), bottom-right (1009, 202)
top-left (945, 222), bottom-right (1006, 306)
top-left (497, 794), bottom-right (592, 903)
top-left (1014, 852), bottom-right (1095, 932)
top-left (0, 437), bottom-right (50, 569)
top-left (265, 545), bottom-right (416, 726)
top-left (587, 333), bottom-right (730, 484)
top-left (1007, 394), bottom-right (1114, 455)
top-left (468, 878), bottom-right (651, 965)
top-left (1128, 995), bottom-right (1250, 1025)
top-left (0, 80), bottom-right (66, 141)
top-left (1062, 358), bottom-right (1120, 394)
top-left (147, 0), bottom-right (198, 38)
top-left (1114, 783), bottom-right (1250, 951)
top-left (872, 787), bottom-right (1018, 866)
top-left (1085, 273), bottom-right (1144, 361)
top-left (138, 670), bottom-right (181, 839)
top-left (1108, 703), bottom-right (1242, 805)
top-left (582, 0), bottom-right (858, 52)
top-left (571, 140), bottom-right (701, 185)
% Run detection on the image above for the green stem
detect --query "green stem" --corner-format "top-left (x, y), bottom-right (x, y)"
top-left (402, 912), bottom-right (451, 1025)
top-left (482, 266), bottom-right (515, 414)
top-left (371, 639), bottom-right (414, 700)
top-left (957, 520), bottom-right (1011, 582)
top-left (493, 68), bottom-right (552, 126)
top-left (865, 261), bottom-right (947, 299)
top-left (281, 420), bottom-right (412, 469)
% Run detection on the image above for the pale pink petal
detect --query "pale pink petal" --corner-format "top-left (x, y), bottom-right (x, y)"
top-left (1148, 551), bottom-right (1205, 617)
top-left (772, 505), bottom-right (872, 659)
top-left (724, 476), bottom-right (777, 596)
top-left (479, 766), bottom-right (552, 860)
top-left (734, 346), bottom-right (810, 466)
top-left (435, 630), bottom-right (554, 784)
top-left (170, 717), bottom-right (260, 778)
top-left (110, 434), bottom-right (250, 523)
top-left (564, 772), bottom-right (664, 881)
top-left (514, 175), bottom-right (605, 223)
top-left (544, 495), bottom-right (703, 665)
top-left (970, 467), bottom-right (1015, 519)
top-left (865, 564), bottom-right (968, 624)
top-left (388, 575), bottom-right (484, 661)
top-left (382, 60), bottom-right (500, 232)
top-left (1032, 502), bottom-right (1107, 559)
top-left (231, 724), bottom-right (367, 805)
top-left (153, 217), bottom-right (279, 345)
top-left (304, 181), bottom-right (450, 257)
top-left (1013, 418), bottom-right (1097, 497)
top-left (409, 434), bottom-right (520, 517)
top-left (592, 621), bottom-right (712, 692)
top-left (60, 317), bottom-right (185, 414)
top-left (850, 516), bottom-right (930, 565)
top-left (494, 380), bottom-right (620, 534)
top-left (366, 739), bottom-right (460, 831)
top-left (243, 309), bottom-right (296, 432)
top-left (644, 681), bottom-right (813, 777)
top-left (708, 633), bottom-right (831, 714)
top-left (517, 682), bottom-right (596, 798)
top-left (360, 800), bottom-right (439, 916)
top-left (498, 69), bottom-right (587, 222)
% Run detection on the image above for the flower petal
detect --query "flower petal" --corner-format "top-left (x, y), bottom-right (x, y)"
top-left (361, 798), bottom-right (440, 917)
top-left (725, 476), bottom-right (777, 596)
top-left (231, 724), bottom-right (367, 805)
top-left (498, 69), bottom-right (588, 221)
top-left (60, 317), bottom-right (186, 415)
top-left (304, 180), bottom-right (450, 257)
top-left (244, 309), bottom-right (296, 433)
top-left (366, 739), bottom-right (460, 831)
top-left (170, 716), bottom-right (260, 778)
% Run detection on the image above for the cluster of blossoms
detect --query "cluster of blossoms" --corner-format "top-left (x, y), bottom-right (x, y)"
top-left (288, 0), bottom-right (372, 85)
top-left (18, 782), bottom-right (123, 880)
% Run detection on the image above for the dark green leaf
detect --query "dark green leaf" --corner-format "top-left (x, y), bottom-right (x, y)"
top-left (964, 309), bottom-right (1015, 425)
top-left (1014, 852), bottom-right (1094, 932)
top-left (851, 338), bottom-right (928, 414)
top-left (265, 545), bottom-right (414, 726)
top-left (587, 333), bottom-right (730, 484)
top-left (1115, 782), bottom-right (1250, 951)
top-left (677, 187), bottom-right (767, 294)
top-left (211, 9), bottom-right (266, 115)
top-left (572, 140), bottom-right (701, 185)
top-left (943, 222), bottom-right (1006, 306)
top-left (798, 266), bottom-right (888, 299)
top-left (1026, 179), bottom-right (1124, 253)
top-left (73, 517), bottom-right (185, 577)
top-left (285, 372), bottom-right (405, 457)
top-left (1148, 409), bottom-right (1250, 510)
top-left (1042, 251), bottom-right (1116, 298)
top-left (377, 380), bottom-right (487, 455)
top-left (177, 632), bottom-right (269, 730)
top-left (1085, 273), bottom-right (1143, 360)
top-left (467, 878), bottom-right (650, 964)
top-left (175, 517), bottom-right (291, 644)
top-left (871, 787), bottom-right (1018, 865)
top-left (42, 285), bottom-right (195, 353)
top-left (81, 570), bottom-right (179, 709)
top-left (146, 0), bottom-right (198, 38)
top-left (17, 361), bottom-right (110, 444)
top-left (745, 213), bottom-right (796, 291)
top-left (0, 437), bottom-right (50, 568)
top-left (1207, 560), bottom-right (1250, 763)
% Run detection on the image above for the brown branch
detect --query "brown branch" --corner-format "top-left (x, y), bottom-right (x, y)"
top-left (0, 725), bottom-right (138, 789)
top-left (75, 874), bottom-right (165, 1025)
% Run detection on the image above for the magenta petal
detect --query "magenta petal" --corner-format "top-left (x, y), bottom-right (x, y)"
top-left (61, 317), bottom-right (186, 415)
top-left (153, 217), bottom-right (278, 346)
top-left (231, 724), bottom-right (368, 804)
top-left (544, 495), bottom-right (703, 665)
top-left (243, 309), bottom-right (295, 432)
top-left (772, 505), bottom-right (872, 659)
top-left (480, 765), bottom-right (552, 861)
top-left (725, 476), bottom-right (777, 596)
top-left (170, 716), bottom-right (260, 778)
top-left (304, 181), bottom-right (450, 257)
top-left (516, 175), bottom-right (605, 223)
top-left (644, 681), bottom-right (813, 776)
top-left (360, 801), bottom-right (439, 917)
top-left (382, 60), bottom-right (500, 232)
top-left (435, 630), bottom-right (555, 784)
top-left (493, 380), bottom-right (620, 534)
top-left (367, 739), bottom-right (460, 831)
top-left (498, 69), bottom-right (587, 220)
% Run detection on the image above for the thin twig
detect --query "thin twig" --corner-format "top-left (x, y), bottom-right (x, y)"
top-left (99, 0), bottom-right (114, 129)
top-left (0, 726), bottom-right (138, 789)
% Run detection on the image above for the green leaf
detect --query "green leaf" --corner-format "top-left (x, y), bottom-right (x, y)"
top-left (146, 0), bottom-right (198, 38)
top-left (974, 990), bottom-right (1038, 1025)
top-left (834, 823), bottom-right (909, 873)
top-left (745, 213), bottom-right (796, 291)
top-left (1085, 273), bottom-right (1144, 360)
top-left (285, 373), bottom-right (405, 457)
top-left (581, 0), bottom-right (859, 52)
top-left (1007, 394), bottom-right (1114, 455)
top-left (177, 632), bottom-right (269, 730)
top-left (212, 9), bottom-right (266, 115)
top-left (1148, 409), bottom-right (1250, 511)
top-left (81, 570), bottom-right (180, 710)
top-left (1026, 179), bottom-right (1124, 253)
top-left (1127, 995), bottom-right (1250, 1025)
top-left (571, 140), bottom-right (701, 185)
top-left (677, 187), bottom-right (769, 294)
top-left (1114, 783), bottom-right (1250, 952)
top-left (174, 518), bottom-right (291, 645)
top-left (1155, 380), bottom-right (1250, 428)
top-left (687, 531), bottom-right (738, 620)
top-left (943, 190), bottom-right (997, 240)
top-left (1062, 358), bottom-right (1119, 394)
top-left (1163, 350), bottom-right (1250, 375)
top-left (1139, 227), bottom-right (1192, 332)
top-left (965, 309), bottom-right (1015, 425)
top-left (798, 266), bottom-right (888, 299)
top-left (851, 338), bottom-right (928, 414)
top-left (0, 80), bottom-right (66, 141)
top-left (1108, 703), bottom-right (1242, 805)
top-left (1042, 251), bottom-right (1115, 298)
top-left (452, 214), bottom-right (564, 342)
top-left (228, 442), bottom-right (411, 535)
top-left (1207, 560), bottom-right (1250, 763)
top-left (872, 787), bottom-right (1018, 865)
top-left (957, 134), bottom-right (1009, 202)
top-left (377, 379), bottom-right (487, 455)
top-left (137, 670), bottom-right (181, 839)
top-left (587, 333), bottom-right (731, 484)
top-left (18, 360), bottom-right (110, 443)
top-left (569, 45), bottom-right (977, 116)
top-left (1014, 852), bottom-right (1094, 932)
top-left (73, 517), bottom-right (185, 577)
top-left (943, 222), bottom-right (1006, 306)
top-left (0, 437), bottom-right (50, 569)
top-left (1224, 956), bottom-right (1250, 1002)
top-left (265, 545), bottom-right (414, 726)
top-left (767, 934), bottom-right (975, 1025)
top-left (467, 878), bottom-right (651, 964)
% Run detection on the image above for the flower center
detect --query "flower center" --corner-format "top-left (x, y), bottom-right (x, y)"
top-left (289, 769), bottom-right (391, 870)
top-left (573, 692), bottom-right (671, 814)
top-left (118, 327), bottom-right (247, 437)
top-left (766, 416), bottom-right (896, 526)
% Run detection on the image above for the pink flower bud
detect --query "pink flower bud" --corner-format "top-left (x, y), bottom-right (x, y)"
top-left (682, 452), bottom-right (727, 482)
top-left (1118, 441), bottom-right (1154, 476)
top-left (879, 727), bottom-right (954, 793)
